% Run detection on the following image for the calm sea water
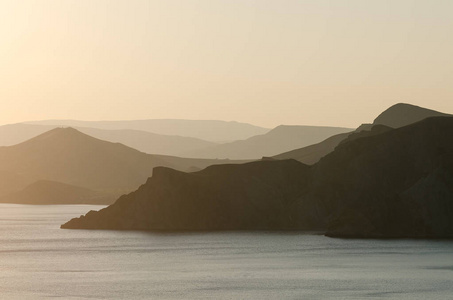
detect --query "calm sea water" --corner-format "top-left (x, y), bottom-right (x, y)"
top-left (0, 204), bottom-right (452, 299)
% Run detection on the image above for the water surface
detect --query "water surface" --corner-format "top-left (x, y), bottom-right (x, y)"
top-left (0, 204), bottom-right (452, 299)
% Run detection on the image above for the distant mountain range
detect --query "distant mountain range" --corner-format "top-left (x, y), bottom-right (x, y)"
top-left (1, 122), bottom-right (351, 160)
top-left (0, 127), bottom-right (248, 203)
top-left (62, 104), bottom-right (453, 238)
top-left (0, 124), bottom-right (217, 157)
top-left (273, 103), bottom-right (451, 164)
top-left (25, 119), bottom-right (270, 142)
top-left (183, 125), bottom-right (352, 159)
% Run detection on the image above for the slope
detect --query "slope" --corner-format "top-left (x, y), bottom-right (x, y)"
top-left (184, 125), bottom-right (352, 159)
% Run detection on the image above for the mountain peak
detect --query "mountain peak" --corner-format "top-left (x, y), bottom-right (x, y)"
top-left (373, 103), bottom-right (449, 128)
top-left (43, 126), bottom-right (84, 135)
top-left (23, 127), bottom-right (102, 146)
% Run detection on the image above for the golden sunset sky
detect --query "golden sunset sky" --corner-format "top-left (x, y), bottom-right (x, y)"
top-left (1, 0), bottom-right (452, 127)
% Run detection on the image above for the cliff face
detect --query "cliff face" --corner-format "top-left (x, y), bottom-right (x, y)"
top-left (62, 160), bottom-right (323, 231)
top-left (62, 117), bottom-right (453, 238)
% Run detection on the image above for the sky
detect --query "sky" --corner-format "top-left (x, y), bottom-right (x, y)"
top-left (1, 0), bottom-right (452, 128)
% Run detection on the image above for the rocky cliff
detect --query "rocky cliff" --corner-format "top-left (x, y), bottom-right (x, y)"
top-left (317, 117), bottom-right (453, 238)
top-left (62, 160), bottom-right (322, 231)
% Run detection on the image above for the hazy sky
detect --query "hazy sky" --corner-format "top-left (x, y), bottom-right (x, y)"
top-left (1, 0), bottom-right (452, 128)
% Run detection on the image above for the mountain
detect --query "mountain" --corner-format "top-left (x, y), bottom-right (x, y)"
top-left (26, 119), bottom-right (270, 142)
top-left (183, 125), bottom-right (353, 159)
top-left (62, 117), bottom-right (453, 238)
top-left (0, 124), bottom-right (217, 156)
top-left (0, 127), bottom-right (247, 198)
top-left (373, 103), bottom-right (450, 128)
top-left (0, 127), bottom-right (169, 194)
top-left (272, 103), bottom-right (451, 164)
top-left (313, 117), bottom-right (453, 238)
top-left (0, 180), bottom-right (115, 205)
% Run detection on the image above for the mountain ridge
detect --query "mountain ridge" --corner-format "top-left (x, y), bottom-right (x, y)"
top-left (273, 103), bottom-right (451, 164)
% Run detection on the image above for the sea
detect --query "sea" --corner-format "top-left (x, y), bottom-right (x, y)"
top-left (0, 204), bottom-right (452, 299)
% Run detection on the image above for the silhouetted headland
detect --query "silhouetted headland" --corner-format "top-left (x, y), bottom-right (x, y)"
top-left (62, 112), bottom-right (453, 238)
